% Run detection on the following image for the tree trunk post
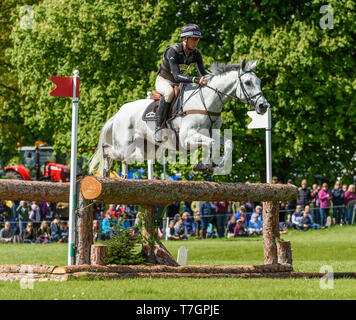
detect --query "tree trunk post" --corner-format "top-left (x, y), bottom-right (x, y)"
top-left (90, 244), bottom-right (108, 266)
top-left (141, 205), bottom-right (179, 266)
top-left (277, 240), bottom-right (293, 265)
top-left (263, 201), bottom-right (279, 264)
top-left (75, 183), bottom-right (94, 265)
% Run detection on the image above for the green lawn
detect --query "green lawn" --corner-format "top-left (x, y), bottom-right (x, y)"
top-left (0, 226), bottom-right (356, 300)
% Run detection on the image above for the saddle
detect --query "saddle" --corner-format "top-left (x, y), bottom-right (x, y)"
top-left (142, 85), bottom-right (182, 126)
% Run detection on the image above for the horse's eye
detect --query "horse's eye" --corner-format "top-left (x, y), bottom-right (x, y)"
top-left (245, 81), bottom-right (252, 86)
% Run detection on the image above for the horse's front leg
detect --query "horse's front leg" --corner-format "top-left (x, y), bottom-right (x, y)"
top-left (212, 133), bottom-right (234, 175)
top-left (182, 130), bottom-right (216, 172)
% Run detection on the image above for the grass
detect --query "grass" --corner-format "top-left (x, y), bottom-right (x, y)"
top-left (0, 226), bottom-right (356, 299)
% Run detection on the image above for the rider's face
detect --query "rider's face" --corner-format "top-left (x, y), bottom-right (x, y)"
top-left (184, 37), bottom-right (200, 51)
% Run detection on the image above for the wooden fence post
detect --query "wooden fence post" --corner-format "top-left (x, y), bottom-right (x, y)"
top-left (263, 201), bottom-right (280, 264)
top-left (75, 182), bottom-right (94, 265)
top-left (91, 244), bottom-right (108, 265)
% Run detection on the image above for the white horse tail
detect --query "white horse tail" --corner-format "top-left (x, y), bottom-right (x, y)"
top-left (88, 116), bottom-right (114, 175)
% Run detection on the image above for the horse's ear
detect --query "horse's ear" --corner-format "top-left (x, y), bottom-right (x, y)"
top-left (248, 60), bottom-right (258, 70)
top-left (241, 59), bottom-right (246, 70)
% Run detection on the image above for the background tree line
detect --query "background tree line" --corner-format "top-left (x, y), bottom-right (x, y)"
top-left (0, 0), bottom-right (355, 184)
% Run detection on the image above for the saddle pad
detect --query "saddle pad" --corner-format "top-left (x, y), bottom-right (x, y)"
top-left (142, 100), bottom-right (159, 121)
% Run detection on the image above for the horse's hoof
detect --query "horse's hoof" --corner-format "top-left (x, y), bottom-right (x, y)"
top-left (193, 163), bottom-right (212, 172)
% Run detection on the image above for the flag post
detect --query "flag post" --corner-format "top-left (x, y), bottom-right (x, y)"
top-left (68, 70), bottom-right (79, 266)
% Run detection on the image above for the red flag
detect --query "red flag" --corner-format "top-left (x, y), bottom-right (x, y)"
top-left (50, 76), bottom-right (80, 97)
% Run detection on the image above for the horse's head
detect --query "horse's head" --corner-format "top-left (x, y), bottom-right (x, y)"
top-left (236, 59), bottom-right (270, 114)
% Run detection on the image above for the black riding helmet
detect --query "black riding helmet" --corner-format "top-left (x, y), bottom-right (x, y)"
top-left (180, 24), bottom-right (202, 38)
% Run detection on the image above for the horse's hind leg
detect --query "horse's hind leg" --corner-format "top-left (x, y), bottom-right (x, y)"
top-left (121, 161), bottom-right (128, 179)
top-left (102, 143), bottom-right (113, 177)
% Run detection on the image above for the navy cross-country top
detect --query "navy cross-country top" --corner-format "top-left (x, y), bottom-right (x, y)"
top-left (158, 42), bottom-right (208, 84)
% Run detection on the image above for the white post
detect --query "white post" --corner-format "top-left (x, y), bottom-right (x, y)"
top-left (147, 160), bottom-right (154, 179)
top-left (247, 108), bottom-right (272, 184)
top-left (265, 108), bottom-right (272, 184)
top-left (68, 70), bottom-right (79, 266)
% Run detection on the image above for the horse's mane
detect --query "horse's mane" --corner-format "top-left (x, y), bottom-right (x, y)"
top-left (209, 62), bottom-right (241, 76)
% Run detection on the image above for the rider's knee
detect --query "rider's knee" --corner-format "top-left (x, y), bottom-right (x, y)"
top-left (164, 86), bottom-right (174, 103)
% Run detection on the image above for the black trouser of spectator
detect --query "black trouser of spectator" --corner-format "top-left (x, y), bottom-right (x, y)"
top-left (333, 206), bottom-right (344, 224)
top-left (320, 208), bottom-right (329, 227)
top-left (216, 214), bottom-right (227, 238)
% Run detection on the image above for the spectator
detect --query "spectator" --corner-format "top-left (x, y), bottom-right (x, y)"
top-left (234, 213), bottom-right (248, 237)
top-left (297, 179), bottom-right (311, 209)
top-left (209, 201), bottom-right (217, 233)
top-left (344, 185), bottom-right (356, 225)
top-left (93, 203), bottom-right (104, 221)
top-left (13, 200), bottom-right (20, 221)
top-left (40, 202), bottom-right (58, 222)
top-left (272, 176), bottom-right (279, 184)
top-left (183, 202), bottom-right (193, 215)
top-left (12, 221), bottom-right (22, 243)
top-left (318, 183), bottom-right (332, 227)
top-left (235, 205), bottom-right (247, 221)
top-left (206, 223), bottom-right (216, 238)
top-left (297, 210), bottom-right (312, 231)
top-left (182, 212), bottom-right (195, 236)
top-left (173, 213), bottom-right (181, 223)
top-left (0, 221), bottom-right (14, 243)
top-left (226, 216), bottom-right (237, 238)
top-left (16, 201), bottom-right (30, 236)
top-left (174, 217), bottom-right (188, 240)
top-left (253, 205), bottom-right (263, 222)
top-left (35, 221), bottom-right (51, 244)
top-left (59, 221), bottom-right (69, 242)
top-left (166, 201), bottom-right (180, 218)
top-left (286, 179), bottom-right (297, 217)
top-left (214, 201), bottom-right (228, 238)
top-left (29, 203), bottom-right (41, 230)
top-left (23, 222), bottom-right (36, 244)
top-left (311, 184), bottom-right (321, 224)
top-left (304, 205), bottom-right (320, 229)
top-left (199, 201), bottom-right (211, 239)
top-left (193, 211), bottom-right (202, 239)
top-left (93, 220), bottom-right (101, 241)
top-left (167, 220), bottom-right (180, 240)
top-left (125, 204), bottom-right (138, 224)
top-left (291, 205), bottom-right (303, 229)
top-left (101, 212), bottom-right (115, 239)
top-left (106, 204), bottom-right (118, 219)
top-left (118, 213), bottom-right (131, 229)
top-left (248, 213), bottom-right (263, 235)
top-left (331, 181), bottom-right (345, 224)
top-left (50, 217), bottom-right (62, 242)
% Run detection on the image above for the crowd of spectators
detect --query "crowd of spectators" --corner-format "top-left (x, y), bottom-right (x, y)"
top-left (1, 177), bottom-right (355, 244)
top-left (0, 201), bottom-right (69, 243)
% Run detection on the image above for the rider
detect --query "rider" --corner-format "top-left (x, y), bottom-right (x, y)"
top-left (155, 23), bottom-right (208, 142)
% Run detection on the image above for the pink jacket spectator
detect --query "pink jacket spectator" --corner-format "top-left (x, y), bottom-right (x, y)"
top-left (105, 208), bottom-right (118, 219)
top-left (344, 191), bottom-right (356, 206)
top-left (318, 189), bottom-right (331, 208)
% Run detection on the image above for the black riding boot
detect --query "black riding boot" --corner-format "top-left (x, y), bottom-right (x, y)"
top-left (155, 97), bottom-right (170, 142)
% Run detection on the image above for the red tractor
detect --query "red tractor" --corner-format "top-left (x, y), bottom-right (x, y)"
top-left (4, 145), bottom-right (70, 182)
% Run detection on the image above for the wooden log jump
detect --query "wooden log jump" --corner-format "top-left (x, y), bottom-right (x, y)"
top-left (80, 176), bottom-right (297, 205)
top-left (0, 179), bottom-right (69, 203)
top-left (0, 177), bottom-right (298, 267)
